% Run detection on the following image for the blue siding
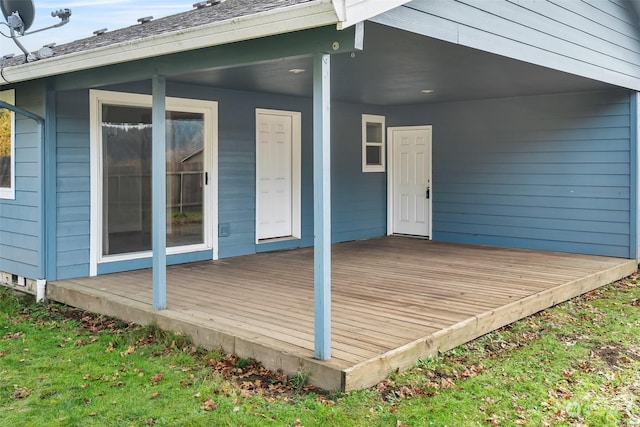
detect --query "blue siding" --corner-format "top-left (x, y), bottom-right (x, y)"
top-left (374, 0), bottom-right (640, 90)
top-left (0, 82), bottom-right (45, 280)
top-left (387, 89), bottom-right (633, 258)
top-left (331, 102), bottom-right (386, 241)
top-left (55, 91), bottom-right (91, 279)
top-left (52, 82), bottom-right (632, 278)
top-left (170, 84), bottom-right (386, 256)
top-left (52, 83), bottom-right (386, 277)
top-left (631, 92), bottom-right (640, 259)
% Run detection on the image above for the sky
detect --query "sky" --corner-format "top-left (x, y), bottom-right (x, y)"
top-left (1, 0), bottom-right (195, 55)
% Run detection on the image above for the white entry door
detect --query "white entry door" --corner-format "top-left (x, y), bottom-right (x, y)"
top-left (256, 109), bottom-right (301, 241)
top-left (388, 126), bottom-right (432, 237)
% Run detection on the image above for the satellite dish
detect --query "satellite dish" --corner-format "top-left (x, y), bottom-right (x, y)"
top-left (0, 0), bottom-right (71, 63)
top-left (0, 0), bottom-right (35, 33)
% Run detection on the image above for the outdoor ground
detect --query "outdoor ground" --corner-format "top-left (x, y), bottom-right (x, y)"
top-left (1, 274), bottom-right (640, 426)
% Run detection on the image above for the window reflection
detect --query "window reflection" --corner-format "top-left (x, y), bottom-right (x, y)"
top-left (101, 105), bottom-right (205, 256)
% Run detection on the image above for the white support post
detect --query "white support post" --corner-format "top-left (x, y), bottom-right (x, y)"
top-left (152, 75), bottom-right (167, 310)
top-left (313, 53), bottom-right (331, 360)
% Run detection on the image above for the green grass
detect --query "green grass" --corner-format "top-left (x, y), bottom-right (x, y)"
top-left (2, 274), bottom-right (640, 426)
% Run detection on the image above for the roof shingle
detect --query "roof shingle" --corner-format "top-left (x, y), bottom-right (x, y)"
top-left (1, 0), bottom-right (315, 68)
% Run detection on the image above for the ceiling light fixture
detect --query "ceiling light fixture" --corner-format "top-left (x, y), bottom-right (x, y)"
top-left (421, 89), bottom-right (435, 94)
top-left (288, 68), bottom-right (306, 74)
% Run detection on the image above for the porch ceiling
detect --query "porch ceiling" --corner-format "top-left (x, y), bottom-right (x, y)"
top-left (171, 22), bottom-right (614, 105)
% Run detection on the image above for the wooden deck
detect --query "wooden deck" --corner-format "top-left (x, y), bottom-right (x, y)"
top-left (48, 237), bottom-right (637, 391)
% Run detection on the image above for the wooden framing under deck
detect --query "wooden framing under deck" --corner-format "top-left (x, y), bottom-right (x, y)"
top-left (47, 238), bottom-right (637, 391)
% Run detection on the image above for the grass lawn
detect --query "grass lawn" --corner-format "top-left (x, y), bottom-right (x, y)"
top-left (2, 274), bottom-right (640, 426)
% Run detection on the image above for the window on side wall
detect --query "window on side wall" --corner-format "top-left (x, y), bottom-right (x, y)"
top-left (362, 114), bottom-right (385, 173)
top-left (0, 89), bottom-right (15, 199)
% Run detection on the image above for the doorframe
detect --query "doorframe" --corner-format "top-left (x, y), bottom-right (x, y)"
top-left (386, 125), bottom-right (433, 239)
top-left (89, 89), bottom-right (218, 276)
top-left (255, 108), bottom-right (302, 244)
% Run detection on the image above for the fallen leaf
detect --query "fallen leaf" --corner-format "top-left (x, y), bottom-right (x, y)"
top-left (120, 345), bottom-right (135, 357)
top-left (150, 373), bottom-right (163, 385)
top-left (150, 392), bottom-right (160, 399)
top-left (201, 397), bottom-right (217, 411)
top-left (562, 369), bottom-right (576, 380)
top-left (440, 378), bottom-right (455, 389)
top-left (11, 386), bottom-right (31, 399)
top-left (619, 355), bottom-right (632, 363)
top-left (486, 414), bottom-right (502, 426)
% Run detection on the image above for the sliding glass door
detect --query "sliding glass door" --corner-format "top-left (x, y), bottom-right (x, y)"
top-left (91, 91), bottom-right (216, 269)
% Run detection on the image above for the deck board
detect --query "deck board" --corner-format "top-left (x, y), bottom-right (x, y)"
top-left (48, 237), bottom-right (637, 391)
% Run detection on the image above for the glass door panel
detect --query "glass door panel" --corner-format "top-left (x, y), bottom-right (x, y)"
top-left (101, 106), bottom-right (205, 256)
top-left (166, 111), bottom-right (204, 247)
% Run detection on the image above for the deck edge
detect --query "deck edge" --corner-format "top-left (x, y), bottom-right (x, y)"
top-left (342, 259), bottom-right (637, 391)
top-left (47, 281), bottom-right (345, 391)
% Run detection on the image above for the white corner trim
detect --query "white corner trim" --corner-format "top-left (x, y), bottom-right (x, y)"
top-left (36, 279), bottom-right (46, 302)
top-left (1, 2), bottom-right (338, 85)
top-left (336, 0), bottom-right (412, 29)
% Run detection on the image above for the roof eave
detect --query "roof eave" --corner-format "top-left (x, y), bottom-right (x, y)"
top-left (0, 0), bottom-right (339, 85)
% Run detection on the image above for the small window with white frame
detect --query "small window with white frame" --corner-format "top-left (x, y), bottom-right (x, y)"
top-left (362, 114), bottom-right (385, 172)
top-left (0, 89), bottom-right (15, 199)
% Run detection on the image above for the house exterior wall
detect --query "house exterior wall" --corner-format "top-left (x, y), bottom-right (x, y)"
top-left (51, 83), bottom-right (385, 279)
top-left (0, 82), bottom-right (45, 280)
top-left (387, 89), bottom-right (633, 258)
top-left (373, 0), bottom-right (640, 90)
top-left (55, 90), bottom-right (91, 279)
top-left (11, 85), bottom-right (635, 281)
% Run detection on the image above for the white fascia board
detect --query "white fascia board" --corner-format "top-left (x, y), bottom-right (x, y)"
top-left (1, 1), bottom-right (338, 85)
top-left (333, 0), bottom-right (347, 21)
top-left (335, 0), bottom-right (412, 29)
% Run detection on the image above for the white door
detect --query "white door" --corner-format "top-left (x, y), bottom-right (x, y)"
top-left (256, 110), bottom-right (301, 241)
top-left (389, 126), bottom-right (432, 237)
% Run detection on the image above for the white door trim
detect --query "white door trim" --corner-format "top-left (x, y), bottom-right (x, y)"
top-left (89, 90), bottom-right (218, 276)
top-left (387, 125), bottom-right (433, 239)
top-left (255, 108), bottom-right (301, 243)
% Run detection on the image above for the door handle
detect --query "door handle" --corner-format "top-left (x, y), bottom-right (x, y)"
top-left (426, 187), bottom-right (430, 199)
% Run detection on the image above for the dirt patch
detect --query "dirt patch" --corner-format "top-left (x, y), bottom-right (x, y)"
top-left (592, 341), bottom-right (640, 368)
top-left (44, 304), bottom-right (131, 333)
